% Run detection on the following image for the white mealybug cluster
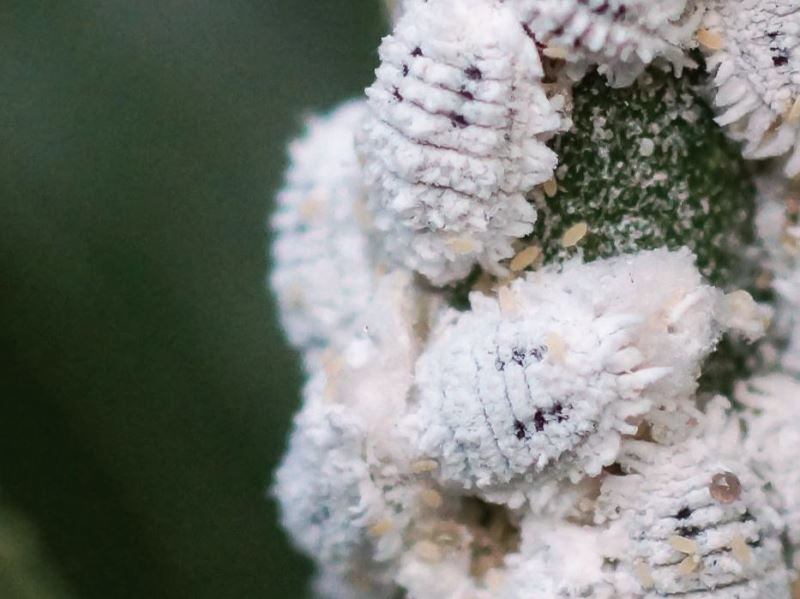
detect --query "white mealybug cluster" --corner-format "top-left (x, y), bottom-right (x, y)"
top-left (271, 100), bottom-right (375, 366)
top-left (701, 1), bottom-right (800, 175)
top-left (512, 0), bottom-right (704, 86)
top-left (358, 0), bottom-right (563, 286)
top-left (406, 249), bottom-right (729, 496)
top-left (273, 270), bottom-right (435, 595)
top-left (272, 358), bottom-right (432, 599)
top-left (737, 374), bottom-right (800, 565)
top-left (270, 1), bottom-right (800, 597)
top-left (596, 435), bottom-right (791, 598)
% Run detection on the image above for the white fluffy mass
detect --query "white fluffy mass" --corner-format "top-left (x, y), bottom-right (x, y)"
top-left (273, 271), bottom-right (429, 593)
top-left (737, 374), bottom-right (800, 564)
top-left (269, 1), bottom-right (800, 597)
top-left (271, 100), bottom-right (375, 367)
top-left (407, 249), bottom-right (732, 496)
top-left (273, 373), bottom-right (396, 568)
top-left (701, 0), bottom-right (800, 175)
top-left (596, 431), bottom-right (791, 598)
top-left (359, 0), bottom-right (564, 285)
top-left (512, 0), bottom-right (703, 86)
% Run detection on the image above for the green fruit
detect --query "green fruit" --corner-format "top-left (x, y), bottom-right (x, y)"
top-left (533, 68), bottom-right (756, 289)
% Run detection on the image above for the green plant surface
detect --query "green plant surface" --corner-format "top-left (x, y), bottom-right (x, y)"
top-left (535, 68), bottom-right (757, 290)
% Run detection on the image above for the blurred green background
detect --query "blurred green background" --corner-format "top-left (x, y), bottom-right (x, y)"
top-left (0, 1), bottom-right (386, 597)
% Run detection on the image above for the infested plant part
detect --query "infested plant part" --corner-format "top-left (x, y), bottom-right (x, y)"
top-left (405, 249), bottom-right (739, 495)
top-left (596, 435), bottom-right (791, 597)
top-left (269, 1), bottom-right (800, 596)
top-left (272, 372), bottom-right (412, 574)
top-left (358, 0), bottom-right (565, 286)
top-left (271, 101), bottom-right (376, 367)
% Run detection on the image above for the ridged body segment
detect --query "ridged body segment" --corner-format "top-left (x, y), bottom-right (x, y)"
top-left (359, 0), bottom-right (563, 285)
top-left (514, 0), bottom-right (703, 86)
top-left (407, 249), bottom-right (727, 493)
top-left (271, 101), bottom-right (374, 365)
top-left (597, 436), bottom-right (791, 597)
top-left (702, 0), bottom-right (800, 175)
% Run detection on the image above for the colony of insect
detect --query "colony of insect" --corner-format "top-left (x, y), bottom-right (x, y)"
top-left (270, 0), bottom-right (800, 597)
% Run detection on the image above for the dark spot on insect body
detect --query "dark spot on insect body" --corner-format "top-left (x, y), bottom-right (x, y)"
top-left (533, 410), bottom-right (546, 432)
top-left (677, 525), bottom-right (701, 538)
top-left (411, 46), bottom-right (423, 57)
top-left (402, 64), bottom-right (409, 76)
top-left (511, 348), bottom-right (526, 366)
top-left (747, 537), bottom-right (762, 548)
top-left (465, 65), bottom-right (482, 81)
top-left (553, 402), bottom-right (567, 422)
top-left (676, 507), bottom-right (692, 520)
top-left (509, 345), bottom-right (548, 367)
top-left (768, 31), bottom-right (779, 39)
top-left (740, 510), bottom-right (755, 522)
top-left (595, 1), bottom-right (609, 15)
top-left (613, 5), bottom-right (626, 19)
top-left (450, 112), bottom-right (469, 128)
top-left (393, 86), bottom-right (403, 102)
top-left (494, 356), bottom-right (505, 371)
top-left (513, 420), bottom-right (527, 440)
top-left (458, 88), bottom-right (474, 101)
top-left (773, 54), bottom-right (789, 67)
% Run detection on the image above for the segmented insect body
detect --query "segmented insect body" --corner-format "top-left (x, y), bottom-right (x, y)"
top-left (272, 371), bottom-right (414, 577)
top-left (407, 249), bottom-right (729, 494)
top-left (271, 100), bottom-right (375, 365)
top-left (702, 1), bottom-right (800, 176)
top-left (737, 374), bottom-right (800, 562)
top-left (359, 0), bottom-right (563, 286)
top-left (513, 0), bottom-right (703, 86)
top-left (597, 437), bottom-right (791, 598)
top-left (273, 270), bottom-right (437, 588)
